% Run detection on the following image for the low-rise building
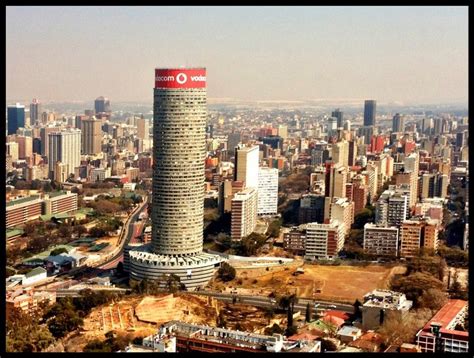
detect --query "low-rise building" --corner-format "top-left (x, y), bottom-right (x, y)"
top-left (6, 288), bottom-right (56, 317)
top-left (416, 299), bottom-right (468, 353)
top-left (6, 195), bottom-right (43, 228)
top-left (361, 289), bottom-right (413, 330)
top-left (137, 320), bottom-right (287, 352)
top-left (337, 326), bottom-right (362, 344)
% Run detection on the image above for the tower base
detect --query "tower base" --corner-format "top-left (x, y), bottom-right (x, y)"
top-left (128, 244), bottom-right (223, 289)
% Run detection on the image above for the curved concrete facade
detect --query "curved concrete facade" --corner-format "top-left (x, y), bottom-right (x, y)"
top-left (152, 88), bottom-right (206, 256)
top-left (129, 244), bottom-right (221, 288)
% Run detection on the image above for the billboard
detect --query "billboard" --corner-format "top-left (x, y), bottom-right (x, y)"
top-left (155, 68), bottom-right (206, 89)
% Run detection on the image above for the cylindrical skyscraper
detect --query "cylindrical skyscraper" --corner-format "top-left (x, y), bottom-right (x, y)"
top-left (152, 68), bottom-right (207, 256)
top-left (129, 68), bottom-right (221, 288)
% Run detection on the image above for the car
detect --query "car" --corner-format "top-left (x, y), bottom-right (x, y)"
top-left (328, 305), bottom-right (337, 308)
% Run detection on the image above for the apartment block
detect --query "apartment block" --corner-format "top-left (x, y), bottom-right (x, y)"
top-left (305, 219), bottom-right (345, 260)
top-left (363, 223), bottom-right (399, 257)
top-left (231, 188), bottom-right (258, 241)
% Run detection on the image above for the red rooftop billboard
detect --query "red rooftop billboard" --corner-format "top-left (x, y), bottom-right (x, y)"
top-left (155, 68), bottom-right (206, 89)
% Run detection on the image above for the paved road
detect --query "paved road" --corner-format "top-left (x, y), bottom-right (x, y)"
top-left (191, 291), bottom-right (354, 314)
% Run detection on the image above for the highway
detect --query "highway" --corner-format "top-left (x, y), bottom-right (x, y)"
top-left (56, 196), bottom-right (149, 280)
top-left (191, 291), bottom-right (354, 314)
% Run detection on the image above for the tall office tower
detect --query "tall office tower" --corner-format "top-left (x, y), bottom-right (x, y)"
top-left (422, 117), bottom-right (433, 135)
top-left (365, 162), bottom-right (379, 202)
top-left (48, 128), bottom-right (81, 179)
top-left (94, 96), bottom-right (111, 114)
top-left (332, 140), bottom-right (349, 168)
top-left (278, 125), bottom-right (288, 139)
top-left (363, 100), bottom-right (376, 127)
top-left (375, 189), bottom-right (409, 227)
top-left (7, 103), bottom-right (25, 135)
top-left (234, 144), bottom-right (259, 189)
top-left (129, 68), bottom-right (220, 289)
top-left (358, 126), bottom-right (376, 145)
top-left (344, 120), bottom-right (351, 132)
top-left (137, 116), bottom-right (149, 140)
top-left (16, 135), bottom-right (33, 159)
top-left (305, 220), bottom-right (345, 261)
top-left (231, 188), bottom-right (258, 241)
top-left (227, 132), bottom-right (241, 153)
top-left (392, 113), bottom-right (404, 133)
top-left (352, 176), bottom-right (368, 215)
top-left (456, 131), bottom-right (467, 149)
top-left (332, 109), bottom-right (344, 128)
top-left (40, 126), bottom-right (61, 159)
top-left (363, 224), bottom-right (399, 257)
top-left (326, 163), bottom-right (347, 198)
top-left (348, 140), bottom-right (357, 166)
top-left (257, 167), bottom-right (278, 216)
top-left (81, 117), bottom-right (102, 155)
top-left (327, 117), bottom-right (338, 137)
top-left (30, 99), bottom-right (41, 125)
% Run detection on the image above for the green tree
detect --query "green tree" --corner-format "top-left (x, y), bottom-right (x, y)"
top-left (352, 208), bottom-right (375, 229)
top-left (267, 219), bottom-right (282, 238)
top-left (6, 307), bottom-right (55, 352)
top-left (217, 262), bottom-right (236, 282)
top-left (43, 298), bottom-right (84, 338)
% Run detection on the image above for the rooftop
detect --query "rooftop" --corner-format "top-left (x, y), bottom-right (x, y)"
top-left (422, 299), bottom-right (468, 335)
top-left (6, 195), bottom-right (42, 207)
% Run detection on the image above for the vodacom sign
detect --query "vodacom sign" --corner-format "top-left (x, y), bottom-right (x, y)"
top-left (155, 68), bottom-right (206, 89)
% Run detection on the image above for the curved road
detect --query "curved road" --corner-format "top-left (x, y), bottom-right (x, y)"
top-left (97, 196), bottom-right (149, 270)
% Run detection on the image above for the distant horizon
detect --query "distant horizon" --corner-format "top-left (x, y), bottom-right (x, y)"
top-left (7, 6), bottom-right (468, 105)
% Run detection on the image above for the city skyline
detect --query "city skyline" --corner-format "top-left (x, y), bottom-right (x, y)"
top-left (6, 6), bottom-right (468, 105)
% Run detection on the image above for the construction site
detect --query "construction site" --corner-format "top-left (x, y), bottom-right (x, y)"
top-left (67, 293), bottom-right (286, 351)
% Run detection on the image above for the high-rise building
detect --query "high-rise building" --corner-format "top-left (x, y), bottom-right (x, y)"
top-left (234, 144), bottom-right (259, 189)
top-left (128, 68), bottom-right (220, 289)
top-left (363, 100), bottom-right (376, 127)
top-left (392, 113), bottom-right (404, 133)
top-left (227, 132), bottom-right (241, 153)
top-left (40, 126), bottom-right (61, 159)
top-left (332, 109), bottom-right (344, 128)
top-left (299, 194), bottom-right (325, 224)
top-left (94, 96), bottom-right (111, 114)
top-left (48, 128), bottom-right (81, 179)
top-left (326, 163), bottom-right (347, 198)
top-left (231, 188), bottom-right (258, 241)
top-left (7, 103), bottom-right (25, 135)
top-left (81, 117), bottom-right (103, 155)
top-left (400, 220), bottom-right (422, 258)
top-left (305, 219), bottom-right (345, 260)
top-left (257, 167), bottom-right (278, 216)
top-left (324, 197), bottom-right (354, 237)
top-left (363, 224), bottom-right (399, 257)
top-left (332, 140), bottom-right (349, 168)
top-left (420, 173), bottom-right (449, 199)
top-left (6, 141), bottom-right (19, 162)
top-left (30, 99), bottom-right (41, 125)
top-left (358, 126), bottom-right (376, 145)
top-left (136, 116), bottom-right (149, 140)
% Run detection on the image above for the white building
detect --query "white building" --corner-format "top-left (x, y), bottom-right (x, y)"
top-left (257, 167), bottom-right (279, 216)
top-left (305, 219), bottom-right (345, 260)
top-left (234, 144), bottom-right (259, 189)
top-left (231, 188), bottom-right (258, 241)
top-left (48, 128), bottom-right (81, 179)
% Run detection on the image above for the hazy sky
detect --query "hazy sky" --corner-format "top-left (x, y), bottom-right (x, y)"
top-left (6, 6), bottom-right (468, 105)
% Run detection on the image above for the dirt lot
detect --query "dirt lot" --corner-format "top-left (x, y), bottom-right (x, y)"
top-left (214, 263), bottom-right (406, 303)
top-left (66, 293), bottom-right (279, 351)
